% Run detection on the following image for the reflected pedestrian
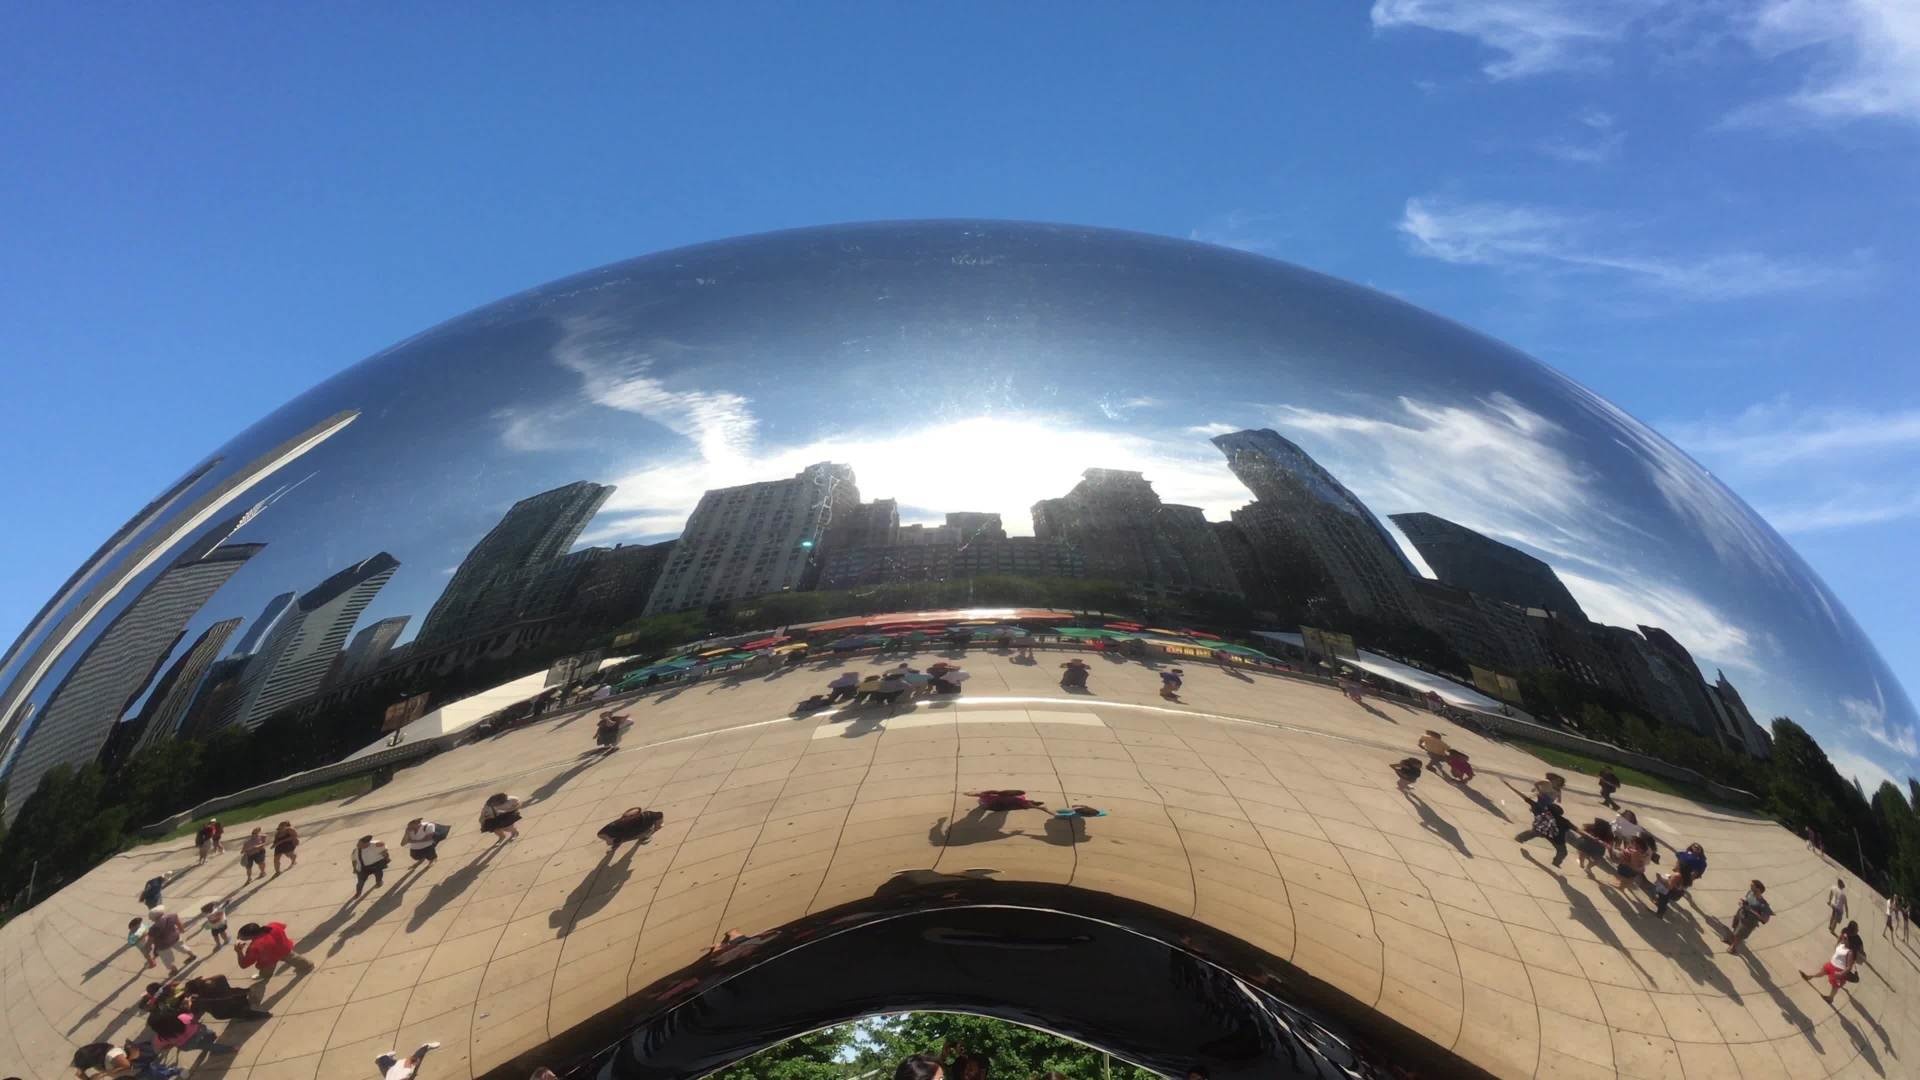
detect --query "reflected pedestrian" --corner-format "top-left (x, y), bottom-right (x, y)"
top-left (239, 828), bottom-right (268, 883)
top-left (143, 906), bottom-right (197, 975)
top-left (1391, 757), bottom-right (1423, 794)
top-left (1158, 668), bottom-right (1184, 701)
top-left (1417, 730), bottom-right (1451, 774)
top-left (597, 807), bottom-right (664, 850)
top-left (966, 789), bottom-right (1047, 811)
top-left (402, 819), bottom-right (445, 868)
top-left (70, 1042), bottom-right (137, 1080)
top-left (374, 1042), bottom-right (441, 1080)
top-left (1445, 748), bottom-right (1475, 782)
top-left (138, 873), bottom-right (167, 911)
top-left (480, 793), bottom-right (523, 843)
top-left (1827, 878), bottom-right (1848, 934)
top-left (1058, 658), bottom-right (1090, 688)
top-left (233, 920), bottom-right (316, 1002)
top-left (147, 1009), bottom-right (233, 1057)
top-left (194, 820), bottom-right (223, 865)
top-left (200, 901), bottom-right (230, 947)
top-left (1724, 880), bottom-right (1773, 954)
top-left (1597, 767), bottom-right (1621, 809)
top-left (932, 666), bottom-right (968, 696)
top-left (1515, 798), bottom-right (1571, 867)
top-left (351, 835), bottom-right (390, 898)
top-left (594, 709), bottom-right (628, 751)
top-left (1800, 929), bottom-right (1859, 1005)
top-left (271, 821), bottom-right (300, 875)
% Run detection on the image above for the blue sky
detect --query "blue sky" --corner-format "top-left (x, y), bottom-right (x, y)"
top-left (1, 4), bottom-right (1915, 788)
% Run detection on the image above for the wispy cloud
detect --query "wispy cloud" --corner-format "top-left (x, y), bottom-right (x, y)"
top-left (1667, 398), bottom-right (1920, 535)
top-left (1538, 108), bottom-right (1626, 162)
top-left (1399, 196), bottom-right (1857, 300)
top-left (1846, 690), bottom-right (1919, 758)
top-left (1189, 210), bottom-right (1285, 254)
top-left (1665, 398), bottom-right (1920, 469)
top-left (1369, 0), bottom-right (1658, 78)
top-left (1734, 0), bottom-right (1920, 126)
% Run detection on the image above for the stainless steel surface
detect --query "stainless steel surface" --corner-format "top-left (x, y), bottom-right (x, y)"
top-left (1, 219), bottom-right (1912, 1076)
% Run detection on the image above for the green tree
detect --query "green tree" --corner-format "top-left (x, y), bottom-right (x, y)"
top-left (711, 1026), bottom-right (857, 1080)
top-left (852, 1013), bottom-right (1157, 1080)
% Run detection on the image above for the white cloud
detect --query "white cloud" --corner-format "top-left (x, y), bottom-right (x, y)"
top-left (1826, 745), bottom-right (1905, 796)
top-left (552, 314), bottom-right (758, 470)
top-left (1539, 108), bottom-right (1627, 162)
top-left (1665, 399), bottom-right (1920, 470)
top-left (1186, 423), bottom-right (1239, 437)
top-left (1559, 569), bottom-right (1761, 670)
top-left (1845, 689), bottom-right (1919, 758)
top-left (1369, 0), bottom-right (1658, 78)
top-left (1399, 196), bottom-right (1853, 300)
top-left (1736, 0), bottom-right (1920, 125)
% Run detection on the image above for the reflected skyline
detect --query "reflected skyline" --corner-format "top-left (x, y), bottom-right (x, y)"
top-left (0, 221), bottom-right (1911, 817)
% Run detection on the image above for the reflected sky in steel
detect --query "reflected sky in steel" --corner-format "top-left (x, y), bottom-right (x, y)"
top-left (0, 220), bottom-right (1911, 791)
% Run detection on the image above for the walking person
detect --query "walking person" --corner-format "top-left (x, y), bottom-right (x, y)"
top-left (593, 709), bottom-right (628, 752)
top-left (1391, 756), bottom-right (1424, 795)
top-left (1158, 667), bottom-right (1184, 701)
top-left (143, 906), bottom-right (198, 975)
top-left (932, 666), bottom-right (969, 696)
top-left (1596, 767), bottom-right (1621, 809)
top-left (351, 836), bottom-right (390, 899)
top-left (138, 873), bottom-right (168, 911)
top-left (1444, 747), bottom-right (1475, 782)
top-left (200, 901), bottom-right (230, 947)
top-left (271, 821), bottom-right (300, 875)
top-left (480, 793), bottom-right (523, 843)
top-left (1511, 781), bottom-right (1571, 867)
top-left (374, 1043), bottom-right (442, 1080)
top-left (1724, 880), bottom-right (1773, 955)
top-left (1800, 928), bottom-right (1861, 1005)
top-left (194, 820), bottom-right (222, 865)
top-left (239, 828), bottom-right (268, 883)
top-left (233, 921), bottom-right (316, 1003)
top-left (402, 819), bottom-right (446, 869)
top-left (1417, 730), bottom-right (1451, 775)
top-left (1058, 657), bottom-right (1090, 689)
top-left (1827, 879), bottom-right (1849, 934)
top-left (1886, 893), bottom-right (1898, 938)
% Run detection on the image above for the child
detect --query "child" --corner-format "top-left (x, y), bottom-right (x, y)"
top-left (201, 900), bottom-right (230, 947)
top-left (1725, 880), bottom-right (1773, 954)
top-left (1392, 757), bottom-right (1424, 793)
top-left (1417, 730), bottom-right (1452, 774)
top-left (1445, 748), bottom-right (1475, 782)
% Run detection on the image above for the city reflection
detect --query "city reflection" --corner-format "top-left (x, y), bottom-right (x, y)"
top-left (1, 220), bottom-right (1914, 1075)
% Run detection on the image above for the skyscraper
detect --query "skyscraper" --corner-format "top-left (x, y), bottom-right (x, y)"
top-left (1388, 512), bottom-right (1586, 620)
top-left (1212, 429), bottom-right (1418, 622)
top-left (1713, 671), bottom-right (1772, 758)
top-left (231, 592), bottom-right (296, 657)
top-left (827, 499), bottom-right (900, 549)
top-left (128, 616), bottom-right (244, 754)
top-left (328, 615), bottom-right (409, 688)
top-left (1, 534), bottom-right (262, 820)
top-left (417, 481), bottom-right (613, 646)
top-left (645, 463), bottom-right (858, 615)
top-left (225, 553), bottom-right (400, 730)
top-left (1031, 469), bottom-right (1239, 596)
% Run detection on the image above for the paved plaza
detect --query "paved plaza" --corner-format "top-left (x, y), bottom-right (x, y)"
top-left (2, 650), bottom-right (1914, 1079)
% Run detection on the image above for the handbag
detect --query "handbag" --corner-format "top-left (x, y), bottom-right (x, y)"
top-left (1846, 969), bottom-right (1861, 983)
top-left (432, 823), bottom-right (451, 841)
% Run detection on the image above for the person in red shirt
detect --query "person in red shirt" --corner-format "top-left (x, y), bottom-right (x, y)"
top-left (234, 921), bottom-right (316, 1003)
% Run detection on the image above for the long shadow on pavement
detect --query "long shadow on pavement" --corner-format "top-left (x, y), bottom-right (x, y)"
top-left (551, 843), bottom-right (639, 939)
top-left (406, 842), bottom-right (505, 932)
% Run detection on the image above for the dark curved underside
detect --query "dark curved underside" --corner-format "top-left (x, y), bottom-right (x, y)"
top-left (523, 879), bottom-right (1491, 1080)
